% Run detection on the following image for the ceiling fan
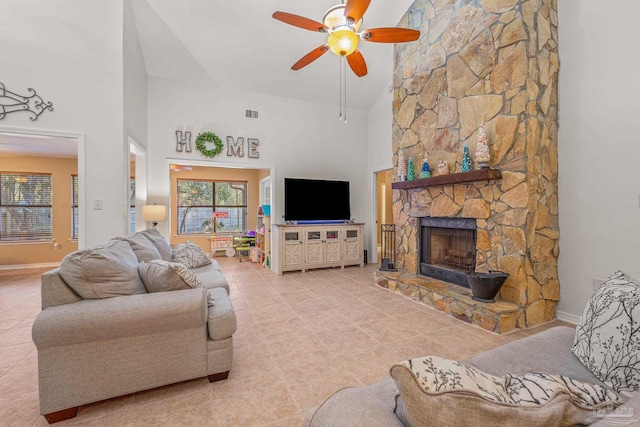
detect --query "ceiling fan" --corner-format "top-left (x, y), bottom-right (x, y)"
top-left (272, 0), bottom-right (420, 77)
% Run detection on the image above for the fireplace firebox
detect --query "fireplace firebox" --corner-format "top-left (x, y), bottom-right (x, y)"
top-left (420, 217), bottom-right (477, 287)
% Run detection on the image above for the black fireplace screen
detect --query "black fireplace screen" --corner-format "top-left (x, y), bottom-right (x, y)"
top-left (420, 217), bottom-right (477, 287)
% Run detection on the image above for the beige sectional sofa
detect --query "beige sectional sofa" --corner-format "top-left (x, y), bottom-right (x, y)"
top-left (32, 230), bottom-right (236, 424)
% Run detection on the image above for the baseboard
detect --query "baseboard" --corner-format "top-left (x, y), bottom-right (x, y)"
top-left (556, 310), bottom-right (581, 325)
top-left (0, 262), bottom-right (60, 271)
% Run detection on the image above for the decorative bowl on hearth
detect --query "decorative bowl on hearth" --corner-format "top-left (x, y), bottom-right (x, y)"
top-left (466, 271), bottom-right (509, 303)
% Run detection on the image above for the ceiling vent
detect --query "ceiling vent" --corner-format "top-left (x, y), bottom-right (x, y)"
top-left (245, 109), bottom-right (259, 119)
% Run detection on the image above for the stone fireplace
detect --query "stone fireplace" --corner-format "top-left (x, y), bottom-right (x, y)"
top-left (420, 217), bottom-right (476, 287)
top-left (374, 0), bottom-right (560, 332)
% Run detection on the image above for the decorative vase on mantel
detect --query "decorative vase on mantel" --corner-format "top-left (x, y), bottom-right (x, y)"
top-left (466, 271), bottom-right (509, 303)
top-left (475, 122), bottom-right (490, 169)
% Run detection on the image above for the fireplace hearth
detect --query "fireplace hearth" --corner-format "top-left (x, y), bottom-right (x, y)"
top-left (420, 217), bottom-right (476, 287)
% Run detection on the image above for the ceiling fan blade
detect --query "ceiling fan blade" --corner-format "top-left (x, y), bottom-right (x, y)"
top-left (292, 45), bottom-right (330, 70)
top-left (347, 50), bottom-right (368, 77)
top-left (272, 11), bottom-right (328, 33)
top-left (361, 27), bottom-right (420, 43)
top-left (344, 0), bottom-right (371, 24)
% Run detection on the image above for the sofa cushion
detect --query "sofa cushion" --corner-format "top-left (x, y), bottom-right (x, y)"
top-left (172, 241), bottom-right (212, 269)
top-left (207, 287), bottom-right (236, 340)
top-left (303, 379), bottom-right (405, 427)
top-left (191, 266), bottom-right (230, 294)
top-left (140, 229), bottom-right (173, 261)
top-left (572, 270), bottom-right (640, 394)
top-left (59, 240), bottom-right (147, 299)
top-left (390, 355), bottom-right (621, 427)
top-left (469, 326), bottom-right (609, 387)
top-left (139, 260), bottom-right (203, 293)
top-left (117, 233), bottom-right (162, 262)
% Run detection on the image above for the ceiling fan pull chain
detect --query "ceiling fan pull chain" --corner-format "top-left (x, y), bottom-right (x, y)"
top-left (339, 56), bottom-right (343, 121)
top-left (341, 56), bottom-right (347, 123)
top-left (343, 55), bottom-right (348, 123)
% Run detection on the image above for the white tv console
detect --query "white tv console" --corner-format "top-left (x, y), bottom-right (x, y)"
top-left (271, 223), bottom-right (364, 275)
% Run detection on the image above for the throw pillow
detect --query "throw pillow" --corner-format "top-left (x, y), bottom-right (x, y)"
top-left (116, 233), bottom-right (162, 262)
top-left (390, 355), bottom-right (621, 427)
top-left (140, 229), bottom-right (173, 261)
top-left (172, 241), bottom-right (212, 269)
top-left (139, 260), bottom-right (214, 306)
top-left (138, 259), bottom-right (203, 293)
top-left (59, 240), bottom-right (147, 299)
top-left (572, 270), bottom-right (640, 394)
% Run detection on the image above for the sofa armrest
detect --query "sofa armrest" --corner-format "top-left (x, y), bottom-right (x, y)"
top-left (32, 288), bottom-right (207, 349)
top-left (41, 268), bottom-right (82, 309)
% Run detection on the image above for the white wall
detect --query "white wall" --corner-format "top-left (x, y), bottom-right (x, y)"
top-left (557, 0), bottom-right (640, 320)
top-left (366, 86), bottom-right (394, 262)
top-left (124, 0), bottom-right (148, 151)
top-left (0, 0), bottom-right (127, 247)
top-left (146, 76), bottom-right (369, 249)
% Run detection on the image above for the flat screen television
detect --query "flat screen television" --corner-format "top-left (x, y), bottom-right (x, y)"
top-left (284, 178), bottom-right (350, 222)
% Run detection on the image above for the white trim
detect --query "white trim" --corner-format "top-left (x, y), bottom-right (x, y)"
top-left (129, 137), bottom-right (148, 233)
top-left (0, 262), bottom-right (59, 271)
top-left (556, 311), bottom-right (581, 325)
top-left (0, 125), bottom-right (86, 248)
top-left (259, 176), bottom-right (272, 207)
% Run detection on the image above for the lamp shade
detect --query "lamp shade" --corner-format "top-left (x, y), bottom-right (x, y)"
top-left (143, 204), bottom-right (167, 222)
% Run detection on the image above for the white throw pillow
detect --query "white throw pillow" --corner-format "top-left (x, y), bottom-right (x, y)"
top-left (172, 241), bottom-right (212, 269)
top-left (390, 356), bottom-right (621, 427)
top-left (572, 270), bottom-right (640, 394)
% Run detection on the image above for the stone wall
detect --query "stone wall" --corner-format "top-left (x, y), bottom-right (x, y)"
top-left (392, 0), bottom-right (559, 327)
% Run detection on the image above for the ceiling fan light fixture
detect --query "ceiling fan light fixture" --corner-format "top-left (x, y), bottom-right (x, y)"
top-left (323, 5), bottom-right (362, 31)
top-left (328, 28), bottom-right (360, 56)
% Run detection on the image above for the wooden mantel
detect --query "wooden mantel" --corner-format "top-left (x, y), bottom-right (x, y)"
top-left (391, 169), bottom-right (502, 190)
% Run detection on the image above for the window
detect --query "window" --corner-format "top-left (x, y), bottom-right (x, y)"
top-left (177, 180), bottom-right (247, 234)
top-left (71, 175), bottom-right (78, 239)
top-left (0, 173), bottom-right (52, 241)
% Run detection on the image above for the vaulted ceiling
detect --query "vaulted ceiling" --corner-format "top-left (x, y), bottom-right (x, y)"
top-left (131, 0), bottom-right (415, 109)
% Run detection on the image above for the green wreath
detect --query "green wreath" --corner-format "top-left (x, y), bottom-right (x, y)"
top-left (195, 132), bottom-right (223, 158)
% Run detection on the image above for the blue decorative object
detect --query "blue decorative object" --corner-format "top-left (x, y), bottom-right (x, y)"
top-left (461, 143), bottom-right (472, 172)
top-left (420, 157), bottom-right (432, 178)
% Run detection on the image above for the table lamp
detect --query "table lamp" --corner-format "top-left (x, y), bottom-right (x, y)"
top-left (143, 204), bottom-right (167, 230)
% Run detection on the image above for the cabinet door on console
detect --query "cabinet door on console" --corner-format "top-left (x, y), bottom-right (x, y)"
top-left (324, 229), bottom-right (342, 266)
top-left (305, 229), bottom-right (324, 267)
top-left (343, 227), bottom-right (363, 266)
top-left (282, 229), bottom-right (303, 271)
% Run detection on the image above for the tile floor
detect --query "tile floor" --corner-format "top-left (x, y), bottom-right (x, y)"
top-left (0, 260), bottom-right (572, 426)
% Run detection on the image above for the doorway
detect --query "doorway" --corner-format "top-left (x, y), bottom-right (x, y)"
top-left (0, 126), bottom-right (84, 266)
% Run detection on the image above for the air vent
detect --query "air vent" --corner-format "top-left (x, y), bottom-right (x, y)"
top-left (245, 109), bottom-right (259, 119)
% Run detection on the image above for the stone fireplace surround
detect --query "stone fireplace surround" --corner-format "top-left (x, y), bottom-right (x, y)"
top-left (378, 0), bottom-right (560, 332)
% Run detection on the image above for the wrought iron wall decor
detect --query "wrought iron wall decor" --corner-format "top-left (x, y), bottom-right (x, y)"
top-left (175, 130), bottom-right (192, 152)
top-left (0, 82), bottom-right (53, 121)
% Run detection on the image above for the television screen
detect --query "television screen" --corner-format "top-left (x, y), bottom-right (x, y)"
top-left (284, 178), bottom-right (350, 222)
